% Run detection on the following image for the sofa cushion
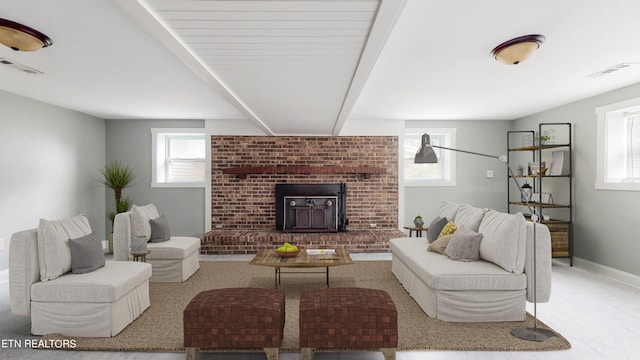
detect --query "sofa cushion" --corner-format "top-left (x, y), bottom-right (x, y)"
top-left (478, 210), bottom-right (527, 274)
top-left (131, 204), bottom-right (160, 241)
top-left (444, 226), bottom-right (483, 262)
top-left (149, 214), bottom-right (171, 242)
top-left (146, 236), bottom-right (200, 260)
top-left (390, 238), bottom-right (526, 291)
top-left (69, 233), bottom-right (105, 274)
top-left (453, 205), bottom-right (487, 232)
top-left (37, 214), bottom-right (92, 282)
top-left (439, 201), bottom-right (459, 221)
top-left (427, 234), bottom-right (452, 254)
top-left (426, 216), bottom-right (448, 243)
top-left (438, 221), bottom-right (457, 238)
top-left (31, 260), bottom-right (151, 303)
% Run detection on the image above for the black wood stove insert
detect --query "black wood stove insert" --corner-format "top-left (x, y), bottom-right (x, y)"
top-left (275, 183), bottom-right (347, 232)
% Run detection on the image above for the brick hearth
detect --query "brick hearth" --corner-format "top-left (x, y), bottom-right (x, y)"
top-left (201, 229), bottom-right (407, 255)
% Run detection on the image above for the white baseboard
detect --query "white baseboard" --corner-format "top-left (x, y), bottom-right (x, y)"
top-left (574, 256), bottom-right (640, 289)
top-left (0, 269), bottom-right (8, 284)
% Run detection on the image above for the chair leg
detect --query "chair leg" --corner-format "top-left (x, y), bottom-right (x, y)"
top-left (301, 347), bottom-right (314, 360)
top-left (264, 347), bottom-right (279, 360)
top-left (382, 347), bottom-right (396, 360)
top-left (185, 347), bottom-right (198, 360)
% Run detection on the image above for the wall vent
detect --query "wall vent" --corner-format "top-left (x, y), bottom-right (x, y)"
top-left (587, 63), bottom-right (637, 78)
top-left (0, 58), bottom-right (44, 75)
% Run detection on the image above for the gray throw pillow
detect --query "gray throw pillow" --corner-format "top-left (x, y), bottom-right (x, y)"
top-left (444, 226), bottom-right (483, 262)
top-left (68, 233), bottom-right (105, 274)
top-left (426, 216), bottom-right (448, 243)
top-left (149, 215), bottom-right (171, 242)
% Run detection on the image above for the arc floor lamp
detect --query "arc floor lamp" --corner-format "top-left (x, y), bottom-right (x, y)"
top-left (415, 133), bottom-right (556, 341)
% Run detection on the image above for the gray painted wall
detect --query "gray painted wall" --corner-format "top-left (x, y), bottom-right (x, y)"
top-left (403, 120), bottom-right (512, 226)
top-left (514, 82), bottom-right (640, 276)
top-left (105, 119), bottom-right (205, 238)
top-left (0, 91), bottom-right (105, 272)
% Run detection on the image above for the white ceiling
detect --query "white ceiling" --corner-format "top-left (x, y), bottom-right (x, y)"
top-left (2, 0), bottom-right (640, 135)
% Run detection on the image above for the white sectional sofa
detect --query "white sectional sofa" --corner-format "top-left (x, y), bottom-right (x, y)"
top-left (9, 216), bottom-right (151, 337)
top-left (113, 203), bottom-right (200, 282)
top-left (390, 202), bottom-right (552, 322)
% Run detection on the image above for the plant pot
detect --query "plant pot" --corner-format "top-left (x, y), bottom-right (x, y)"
top-left (108, 233), bottom-right (114, 253)
top-left (414, 217), bottom-right (424, 228)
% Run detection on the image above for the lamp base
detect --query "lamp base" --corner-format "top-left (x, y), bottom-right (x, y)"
top-left (511, 327), bottom-right (557, 342)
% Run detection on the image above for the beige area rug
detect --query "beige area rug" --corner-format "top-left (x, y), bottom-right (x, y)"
top-left (43, 261), bottom-right (570, 352)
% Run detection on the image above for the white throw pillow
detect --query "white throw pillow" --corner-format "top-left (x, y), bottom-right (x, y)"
top-left (131, 204), bottom-right (160, 240)
top-left (454, 204), bottom-right (487, 232)
top-left (478, 210), bottom-right (527, 274)
top-left (438, 201), bottom-right (459, 221)
top-left (37, 214), bottom-right (92, 281)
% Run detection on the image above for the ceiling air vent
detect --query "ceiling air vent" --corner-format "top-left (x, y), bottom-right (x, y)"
top-left (587, 63), bottom-right (637, 78)
top-left (0, 58), bottom-right (44, 75)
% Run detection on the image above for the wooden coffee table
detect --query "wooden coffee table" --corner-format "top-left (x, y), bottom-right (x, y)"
top-left (249, 248), bottom-right (353, 289)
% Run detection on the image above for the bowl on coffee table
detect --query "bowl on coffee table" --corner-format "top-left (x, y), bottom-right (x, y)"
top-left (275, 249), bottom-right (301, 258)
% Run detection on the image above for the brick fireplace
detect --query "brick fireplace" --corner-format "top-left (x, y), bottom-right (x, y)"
top-left (201, 136), bottom-right (406, 254)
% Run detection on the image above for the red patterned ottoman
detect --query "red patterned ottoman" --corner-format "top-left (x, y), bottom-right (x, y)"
top-left (183, 288), bottom-right (285, 360)
top-left (299, 287), bottom-right (398, 360)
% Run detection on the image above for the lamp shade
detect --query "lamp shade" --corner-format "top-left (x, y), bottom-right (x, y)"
top-left (491, 34), bottom-right (545, 65)
top-left (0, 18), bottom-right (52, 51)
top-left (414, 134), bottom-right (438, 163)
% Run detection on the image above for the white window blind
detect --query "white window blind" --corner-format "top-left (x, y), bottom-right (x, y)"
top-left (625, 114), bottom-right (640, 180)
top-left (166, 136), bottom-right (205, 182)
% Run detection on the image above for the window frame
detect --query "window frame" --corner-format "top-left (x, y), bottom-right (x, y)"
top-left (403, 127), bottom-right (457, 187)
top-left (151, 128), bottom-right (208, 188)
top-left (595, 97), bottom-right (640, 191)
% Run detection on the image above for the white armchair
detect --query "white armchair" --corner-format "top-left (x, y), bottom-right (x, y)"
top-left (113, 203), bottom-right (200, 282)
top-left (9, 215), bottom-right (151, 337)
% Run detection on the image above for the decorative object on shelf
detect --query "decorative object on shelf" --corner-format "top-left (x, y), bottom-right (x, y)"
top-left (521, 182), bottom-right (532, 203)
top-left (516, 166), bottom-right (524, 176)
top-left (414, 132), bottom-right (556, 342)
top-left (549, 150), bottom-right (569, 175)
top-left (413, 215), bottom-right (424, 228)
top-left (529, 161), bottom-right (546, 176)
top-left (531, 193), bottom-right (554, 204)
top-left (491, 34), bottom-right (545, 65)
top-left (0, 18), bottom-right (52, 51)
top-left (533, 135), bottom-right (550, 146)
top-left (543, 214), bottom-right (551, 221)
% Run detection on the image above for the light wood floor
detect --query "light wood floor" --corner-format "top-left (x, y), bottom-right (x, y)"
top-left (1, 254), bottom-right (639, 360)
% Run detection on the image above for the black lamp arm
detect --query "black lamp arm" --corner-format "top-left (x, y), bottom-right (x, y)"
top-left (430, 144), bottom-right (501, 160)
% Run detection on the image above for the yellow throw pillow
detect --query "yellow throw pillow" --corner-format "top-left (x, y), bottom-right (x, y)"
top-left (438, 221), bottom-right (457, 239)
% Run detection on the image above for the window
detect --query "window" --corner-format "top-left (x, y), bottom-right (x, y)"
top-left (596, 97), bottom-right (640, 191)
top-left (403, 128), bottom-right (456, 186)
top-left (152, 129), bottom-right (206, 188)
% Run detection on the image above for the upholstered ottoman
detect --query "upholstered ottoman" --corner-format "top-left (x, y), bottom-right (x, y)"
top-left (299, 287), bottom-right (398, 360)
top-left (183, 288), bottom-right (285, 360)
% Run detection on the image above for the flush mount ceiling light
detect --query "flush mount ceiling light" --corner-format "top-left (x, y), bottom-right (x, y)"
top-left (491, 34), bottom-right (545, 65)
top-left (0, 18), bottom-right (52, 51)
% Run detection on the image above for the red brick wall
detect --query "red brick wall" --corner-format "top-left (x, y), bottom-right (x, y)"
top-left (210, 136), bottom-right (398, 230)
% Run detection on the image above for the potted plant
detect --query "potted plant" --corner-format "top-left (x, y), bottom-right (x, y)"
top-left (97, 160), bottom-right (136, 252)
top-left (414, 215), bottom-right (424, 228)
top-left (533, 135), bottom-right (550, 145)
